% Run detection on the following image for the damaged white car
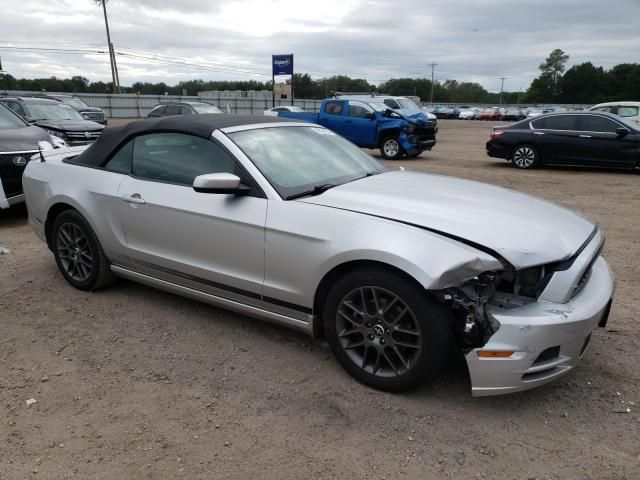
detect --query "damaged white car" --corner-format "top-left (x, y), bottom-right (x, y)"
top-left (22, 115), bottom-right (615, 396)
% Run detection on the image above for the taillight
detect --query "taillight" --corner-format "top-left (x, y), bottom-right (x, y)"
top-left (490, 130), bottom-right (504, 139)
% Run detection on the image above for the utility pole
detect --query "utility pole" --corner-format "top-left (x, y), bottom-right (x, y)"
top-left (499, 77), bottom-right (507, 105)
top-left (429, 62), bottom-right (438, 105)
top-left (97, 0), bottom-right (120, 93)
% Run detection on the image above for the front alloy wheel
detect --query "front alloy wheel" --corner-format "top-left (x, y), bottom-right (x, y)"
top-left (336, 286), bottom-right (422, 378)
top-left (323, 268), bottom-right (452, 392)
top-left (512, 145), bottom-right (538, 169)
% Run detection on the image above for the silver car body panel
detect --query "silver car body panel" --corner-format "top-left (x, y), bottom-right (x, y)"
top-left (22, 123), bottom-right (615, 396)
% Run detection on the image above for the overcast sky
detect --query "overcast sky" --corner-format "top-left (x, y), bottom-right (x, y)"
top-left (1, 0), bottom-right (638, 93)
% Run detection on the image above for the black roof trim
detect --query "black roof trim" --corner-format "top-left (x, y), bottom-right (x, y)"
top-left (69, 114), bottom-right (293, 167)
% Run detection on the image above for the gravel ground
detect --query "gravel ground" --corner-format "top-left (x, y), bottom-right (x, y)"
top-left (1, 119), bottom-right (638, 479)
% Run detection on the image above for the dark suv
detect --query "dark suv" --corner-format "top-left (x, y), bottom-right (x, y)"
top-left (0, 104), bottom-right (58, 209)
top-left (21, 94), bottom-right (107, 125)
top-left (147, 101), bottom-right (224, 118)
top-left (0, 97), bottom-right (105, 146)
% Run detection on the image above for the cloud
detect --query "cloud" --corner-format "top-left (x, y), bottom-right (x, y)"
top-left (1, 0), bottom-right (638, 93)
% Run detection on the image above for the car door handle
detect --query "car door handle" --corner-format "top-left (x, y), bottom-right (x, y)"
top-left (533, 131), bottom-right (545, 135)
top-left (579, 134), bottom-right (592, 138)
top-left (120, 193), bottom-right (145, 204)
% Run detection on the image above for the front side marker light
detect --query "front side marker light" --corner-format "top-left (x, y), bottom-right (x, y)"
top-left (477, 350), bottom-right (514, 358)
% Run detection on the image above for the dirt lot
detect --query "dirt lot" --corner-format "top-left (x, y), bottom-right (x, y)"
top-left (1, 119), bottom-right (638, 479)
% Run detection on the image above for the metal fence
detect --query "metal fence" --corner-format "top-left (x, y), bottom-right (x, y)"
top-left (0, 90), bottom-right (323, 118)
top-left (0, 90), bottom-right (590, 118)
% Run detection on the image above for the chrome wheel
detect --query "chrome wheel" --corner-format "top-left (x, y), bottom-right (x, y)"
top-left (512, 146), bottom-right (536, 168)
top-left (336, 286), bottom-right (422, 378)
top-left (383, 138), bottom-right (400, 158)
top-left (56, 222), bottom-right (93, 282)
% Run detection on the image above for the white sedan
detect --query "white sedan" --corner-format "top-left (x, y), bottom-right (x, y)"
top-left (264, 106), bottom-right (306, 116)
top-left (22, 115), bottom-right (615, 396)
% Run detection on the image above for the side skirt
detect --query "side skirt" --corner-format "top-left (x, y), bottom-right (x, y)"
top-left (110, 265), bottom-right (314, 336)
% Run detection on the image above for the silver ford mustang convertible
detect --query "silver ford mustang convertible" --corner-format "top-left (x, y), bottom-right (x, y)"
top-left (22, 115), bottom-right (615, 396)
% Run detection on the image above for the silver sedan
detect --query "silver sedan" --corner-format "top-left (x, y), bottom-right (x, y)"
top-left (22, 115), bottom-right (615, 396)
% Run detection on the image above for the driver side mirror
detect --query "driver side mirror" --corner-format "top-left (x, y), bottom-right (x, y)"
top-left (193, 173), bottom-right (250, 194)
top-left (616, 127), bottom-right (629, 137)
top-left (364, 112), bottom-right (376, 120)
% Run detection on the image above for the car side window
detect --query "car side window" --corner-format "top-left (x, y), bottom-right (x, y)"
top-left (180, 106), bottom-right (193, 115)
top-left (542, 115), bottom-right (578, 131)
top-left (617, 106), bottom-right (638, 118)
top-left (530, 118), bottom-right (545, 129)
top-left (348, 102), bottom-right (373, 118)
top-left (591, 106), bottom-right (611, 113)
top-left (6, 101), bottom-right (27, 117)
top-left (579, 115), bottom-right (620, 133)
top-left (324, 102), bottom-right (344, 115)
top-left (383, 99), bottom-right (400, 109)
top-left (272, 107), bottom-right (285, 112)
top-left (104, 140), bottom-right (134, 174)
top-left (132, 133), bottom-right (237, 186)
top-left (164, 105), bottom-right (180, 116)
top-left (150, 106), bottom-right (166, 116)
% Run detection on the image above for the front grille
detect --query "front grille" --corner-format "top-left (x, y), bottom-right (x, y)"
top-left (82, 111), bottom-right (104, 122)
top-left (414, 126), bottom-right (436, 140)
top-left (65, 131), bottom-right (102, 145)
top-left (0, 151), bottom-right (39, 165)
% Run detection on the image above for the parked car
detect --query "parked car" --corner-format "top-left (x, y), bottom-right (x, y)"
top-left (478, 108), bottom-right (501, 121)
top-left (501, 108), bottom-right (526, 122)
top-left (486, 111), bottom-right (639, 169)
top-left (458, 108), bottom-right (480, 120)
top-left (23, 114), bottom-right (614, 396)
top-left (264, 106), bottom-right (306, 116)
top-left (21, 94), bottom-right (107, 125)
top-left (0, 97), bottom-right (104, 146)
top-left (0, 103), bottom-right (66, 209)
top-left (147, 102), bottom-right (224, 118)
top-left (279, 98), bottom-right (437, 159)
top-left (589, 101), bottom-right (640, 127)
top-left (526, 108), bottom-right (545, 118)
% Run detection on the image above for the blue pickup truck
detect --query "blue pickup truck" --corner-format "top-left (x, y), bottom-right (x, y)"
top-left (278, 99), bottom-right (437, 159)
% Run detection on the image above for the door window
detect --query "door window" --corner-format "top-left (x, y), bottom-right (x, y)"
top-left (543, 115), bottom-right (578, 130)
top-left (348, 102), bottom-right (374, 118)
top-left (149, 105), bottom-right (166, 116)
top-left (324, 102), bottom-right (344, 115)
top-left (383, 99), bottom-right (400, 109)
top-left (617, 106), bottom-right (638, 118)
top-left (132, 133), bottom-right (237, 185)
top-left (591, 106), bottom-right (612, 113)
top-left (164, 105), bottom-right (181, 116)
top-left (579, 115), bottom-right (620, 133)
top-left (104, 140), bottom-right (134, 174)
top-left (179, 106), bottom-right (193, 115)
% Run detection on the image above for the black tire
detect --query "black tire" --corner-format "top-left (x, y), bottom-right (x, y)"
top-left (323, 267), bottom-right (452, 392)
top-left (511, 144), bottom-right (539, 169)
top-left (51, 209), bottom-right (114, 291)
top-left (380, 135), bottom-right (403, 160)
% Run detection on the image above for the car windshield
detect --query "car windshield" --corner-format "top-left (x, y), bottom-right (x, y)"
top-left (396, 98), bottom-right (419, 110)
top-left (0, 105), bottom-right (28, 129)
top-left (59, 97), bottom-right (88, 109)
top-left (26, 103), bottom-right (84, 121)
top-left (192, 103), bottom-right (223, 114)
top-left (228, 126), bottom-right (387, 199)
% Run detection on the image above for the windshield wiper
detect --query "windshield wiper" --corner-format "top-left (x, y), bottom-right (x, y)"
top-left (286, 183), bottom-right (337, 200)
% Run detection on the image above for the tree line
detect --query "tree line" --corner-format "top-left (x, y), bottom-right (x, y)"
top-left (0, 51), bottom-right (638, 104)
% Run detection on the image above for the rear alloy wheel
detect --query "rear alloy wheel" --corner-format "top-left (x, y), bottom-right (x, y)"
top-left (511, 144), bottom-right (539, 169)
top-left (323, 268), bottom-right (452, 392)
top-left (52, 210), bottom-right (114, 290)
top-left (380, 136), bottom-right (403, 160)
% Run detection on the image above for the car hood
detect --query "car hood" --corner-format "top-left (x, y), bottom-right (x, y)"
top-left (0, 125), bottom-right (50, 151)
top-left (396, 109), bottom-right (436, 123)
top-left (35, 120), bottom-right (104, 132)
top-left (300, 170), bottom-right (595, 269)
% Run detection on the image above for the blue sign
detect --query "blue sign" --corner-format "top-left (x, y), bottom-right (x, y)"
top-left (272, 54), bottom-right (294, 76)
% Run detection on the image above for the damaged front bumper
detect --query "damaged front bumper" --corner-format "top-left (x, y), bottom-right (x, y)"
top-left (466, 255), bottom-right (615, 396)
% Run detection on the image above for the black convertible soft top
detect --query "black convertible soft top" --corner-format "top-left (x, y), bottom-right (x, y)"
top-left (70, 114), bottom-right (293, 167)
